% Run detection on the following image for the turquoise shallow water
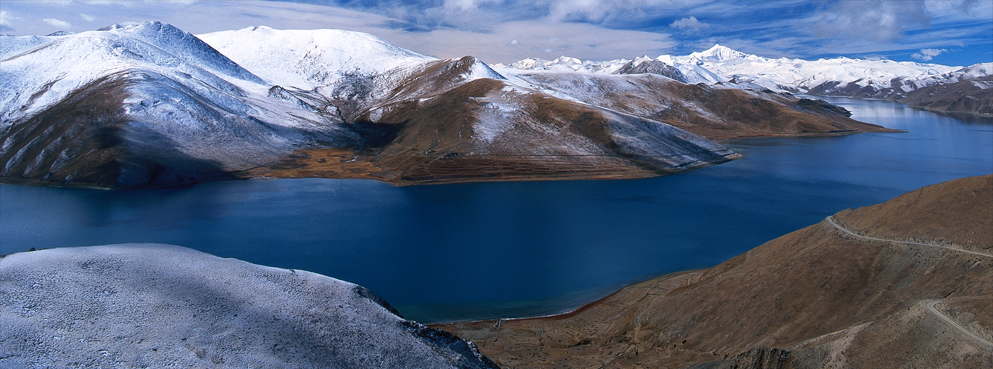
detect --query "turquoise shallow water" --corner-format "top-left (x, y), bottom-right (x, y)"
top-left (2, 97), bottom-right (991, 323)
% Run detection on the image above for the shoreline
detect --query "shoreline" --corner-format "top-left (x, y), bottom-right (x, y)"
top-left (2, 125), bottom-right (896, 190)
top-left (428, 270), bottom-right (705, 327)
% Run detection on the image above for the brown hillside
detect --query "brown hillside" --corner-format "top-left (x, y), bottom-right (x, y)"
top-left (899, 75), bottom-right (993, 116)
top-left (514, 73), bottom-right (899, 140)
top-left (437, 174), bottom-right (993, 368)
top-left (0, 73), bottom-right (235, 189)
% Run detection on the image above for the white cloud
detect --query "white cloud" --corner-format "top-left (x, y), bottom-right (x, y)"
top-left (912, 48), bottom-right (946, 61)
top-left (670, 16), bottom-right (709, 32)
top-left (548, 0), bottom-right (610, 22)
top-left (1, 10), bottom-right (18, 32)
top-left (394, 20), bottom-right (676, 63)
top-left (809, 0), bottom-right (929, 42)
top-left (1, 0), bottom-right (987, 65)
top-left (43, 18), bottom-right (72, 29)
top-left (442, 0), bottom-right (505, 11)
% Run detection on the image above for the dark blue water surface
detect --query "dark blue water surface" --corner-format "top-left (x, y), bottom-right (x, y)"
top-left (2, 97), bottom-right (991, 322)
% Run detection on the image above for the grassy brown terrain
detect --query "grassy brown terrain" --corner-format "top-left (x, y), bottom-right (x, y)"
top-left (898, 75), bottom-right (993, 116)
top-left (436, 174), bottom-right (993, 368)
top-left (0, 74), bottom-right (237, 189)
top-left (2, 57), bottom-right (900, 189)
top-left (245, 70), bottom-right (894, 186)
top-left (513, 73), bottom-right (900, 140)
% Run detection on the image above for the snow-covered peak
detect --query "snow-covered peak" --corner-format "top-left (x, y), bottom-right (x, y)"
top-left (955, 62), bottom-right (993, 79)
top-left (457, 56), bottom-right (507, 81)
top-left (497, 56), bottom-right (631, 74)
top-left (1, 21), bottom-right (269, 126)
top-left (497, 44), bottom-right (968, 96)
top-left (688, 44), bottom-right (750, 62)
top-left (198, 26), bottom-right (434, 89)
top-left (95, 21), bottom-right (264, 84)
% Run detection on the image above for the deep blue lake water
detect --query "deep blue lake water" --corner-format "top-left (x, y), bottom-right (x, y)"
top-left (2, 97), bottom-right (991, 322)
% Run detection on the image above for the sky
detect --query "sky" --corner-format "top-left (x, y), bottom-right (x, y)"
top-left (1, 0), bottom-right (991, 67)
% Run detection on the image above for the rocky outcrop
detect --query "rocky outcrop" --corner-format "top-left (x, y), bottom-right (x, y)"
top-left (615, 59), bottom-right (688, 83)
top-left (0, 244), bottom-right (497, 369)
top-left (437, 175), bottom-right (993, 368)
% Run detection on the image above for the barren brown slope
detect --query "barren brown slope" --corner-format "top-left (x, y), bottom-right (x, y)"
top-left (898, 75), bottom-right (993, 116)
top-left (437, 174), bottom-right (993, 368)
top-left (248, 60), bottom-right (741, 186)
top-left (0, 73), bottom-right (236, 189)
top-left (244, 58), bottom-right (907, 186)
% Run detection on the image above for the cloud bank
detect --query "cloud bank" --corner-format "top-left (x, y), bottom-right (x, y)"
top-left (1, 0), bottom-right (989, 66)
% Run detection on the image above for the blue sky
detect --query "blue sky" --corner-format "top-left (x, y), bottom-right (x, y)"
top-left (2, 0), bottom-right (990, 66)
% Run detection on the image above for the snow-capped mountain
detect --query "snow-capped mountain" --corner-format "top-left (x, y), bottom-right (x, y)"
top-left (500, 44), bottom-right (991, 106)
top-left (684, 44), bottom-right (750, 62)
top-left (1, 22), bottom-right (355, 188)
top-left (497, 56), bottom-right (633, 74)
top-left (197, 26), bottom-right (433, 91)
top-left (2, 23), bottom-right (891, 188)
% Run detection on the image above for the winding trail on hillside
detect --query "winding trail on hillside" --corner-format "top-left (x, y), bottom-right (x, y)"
top-left (825, 216), bottom-right (992, 258)
top-left (921, 299), bottom-right (993, 350)
top-left (826, 215), bottom-right (993, 350)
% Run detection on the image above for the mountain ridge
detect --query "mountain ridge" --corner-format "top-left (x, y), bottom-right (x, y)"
top-left (2, 23), bottom-right (898, 189)
top-left (498, 44), bottom-right (992, 115)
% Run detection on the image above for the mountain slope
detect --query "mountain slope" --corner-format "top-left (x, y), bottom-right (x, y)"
top-left (500, 72), bottom-right (896, 140)
top-left (502, 45), bottom-right (992, 115)
top-left (244, 58), bottom-right (742, 185)
top-left (898, 74), bottom-right (993, 115)
top-left (0, 244), bottom-right (497, 368)
top-left (197, 26), bottom-right (433, 92)
top-left (438, 174), bottom-right (993, 368)
top-left (3, 24), bottom-right (905, 188)
top-left (1, 22), bottom-right (355, 188)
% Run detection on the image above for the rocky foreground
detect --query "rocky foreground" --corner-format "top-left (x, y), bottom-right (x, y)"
top-left (0, 244), bottom-right (497, 368)
top-left (437, 174), bottom-right (993, 368)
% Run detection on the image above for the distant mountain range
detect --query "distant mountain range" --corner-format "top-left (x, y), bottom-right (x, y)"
top-left (498, 44), bottom-right (993, 115)
top-left (1, 22), bottom-right (919, 189)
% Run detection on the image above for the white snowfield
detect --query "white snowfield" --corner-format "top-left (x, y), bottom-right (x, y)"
top-left (497, 44), bottom-right (990, 96)
top-left (197, 26), bottom-right (434, 91)
top-left (197, 27), bottom-right (506, 109)
top-left (0, 244), bottom-right (496, 368)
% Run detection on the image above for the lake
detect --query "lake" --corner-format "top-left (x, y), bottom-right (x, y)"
top-left (2, 97), bottom-right (991, 323)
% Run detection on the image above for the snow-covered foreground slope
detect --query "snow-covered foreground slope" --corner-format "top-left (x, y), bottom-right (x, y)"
top-left (0, 244), bottom-right (497, 368)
